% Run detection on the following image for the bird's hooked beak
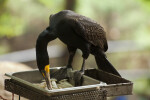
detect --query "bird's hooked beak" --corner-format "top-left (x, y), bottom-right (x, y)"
top-left (42, 65), bottom-right (52, 90)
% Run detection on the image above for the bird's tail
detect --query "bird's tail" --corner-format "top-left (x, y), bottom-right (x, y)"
top-left (94, 49), bottom-right (121, 77)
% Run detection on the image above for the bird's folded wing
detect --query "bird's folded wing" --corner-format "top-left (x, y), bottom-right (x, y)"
top-left (66, 16), bottom-right (108, 51)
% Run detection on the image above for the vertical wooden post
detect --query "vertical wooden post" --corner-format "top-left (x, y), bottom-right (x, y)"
top-left (65, 0), bottom-right (76, 11)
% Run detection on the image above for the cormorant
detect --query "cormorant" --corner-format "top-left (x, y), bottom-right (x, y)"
top-left (36, 10), bottom-right (121, 90)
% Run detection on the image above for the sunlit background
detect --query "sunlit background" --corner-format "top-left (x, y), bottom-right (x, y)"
top-left (0, 0), bottom-right (150, 100)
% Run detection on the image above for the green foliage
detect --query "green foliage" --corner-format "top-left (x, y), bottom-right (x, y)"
top-left (76, 0), bottom-right (150, 49)
top-left (134, 25), bottom-right (150, 49)
top-left (0, 13), bottom-right (24, 37)
top-left (138, 0), bottom-right (150, 12)
top-left (0, 0), bottom-right (7, 10)
top-left (38, 0), bottom-right (64, 13)
top-left (134, 78), bottom-right (150, 95)
top-left (0, 0), bottom-right (150, 48)
top-left (0, 0), bottom-right (26, 37)
top-left (0, 0), bottom-right (66, 38)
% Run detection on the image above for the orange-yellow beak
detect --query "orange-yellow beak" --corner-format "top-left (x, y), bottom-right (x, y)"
top-left (42, 65), bottom-right (52, 90)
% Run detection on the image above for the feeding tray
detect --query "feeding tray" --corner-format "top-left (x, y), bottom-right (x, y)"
top-left (5, 67), bottom-right (133, 100)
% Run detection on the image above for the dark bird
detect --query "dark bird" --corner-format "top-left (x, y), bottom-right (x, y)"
top-left (36, 10), bottom-right (121, 89)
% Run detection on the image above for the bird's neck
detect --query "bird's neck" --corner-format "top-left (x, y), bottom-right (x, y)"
top-left (36, 39), bottom-right (49, 70)
top-left (36, 27), bottom-right (57, 71)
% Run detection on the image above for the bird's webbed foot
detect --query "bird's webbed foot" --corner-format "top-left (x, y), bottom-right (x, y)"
top-left (66, 65), bottom-right (73, 77)
top-left (73, 70), bottom-right (84, 86)
top-left (51, 67), bottom-right (68, 81)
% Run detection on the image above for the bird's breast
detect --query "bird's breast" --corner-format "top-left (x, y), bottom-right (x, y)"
top-left (57, 31), bottom-right (89, 52)
top-left (55, 19), bottom-right (90, 51)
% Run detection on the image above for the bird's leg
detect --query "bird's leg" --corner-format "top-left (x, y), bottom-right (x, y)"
top-left (74, 58), bottom-right (86, 86)
top-left (66, 46), bottom-right (77, 78)
top-left (51, 46), bottom-right (76, 81)
top-left (80, 58), bottom-right (85, 74)
top-left (66, 52), bottom-right (76, 69)
top-left (74, 50), bottom-right (90, 86)
top-left (67, 46), bottom-right (76, 69)
top-left (80, 44), bottom-right (90, 74)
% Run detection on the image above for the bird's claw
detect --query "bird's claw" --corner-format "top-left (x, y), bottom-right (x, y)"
top-left (51, 67), bottom-right (68, 81)
top-left (73, 71), bottom-right (84, 86)
top-left (67, 68), bottom-right (73, 77)
top-left (51, 67), bottom-right (84, 87)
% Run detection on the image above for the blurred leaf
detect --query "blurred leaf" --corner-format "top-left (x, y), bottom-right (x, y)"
top-left (0, 0), bottom-right (7, 10)
top-left (0, 13), bottom-right (25, 37)
top-left (138, 0), bottom-right (150, 12)
top-left (38, 0), bottom-right (64, 13)
top-left (134, 78), bottom-right (150, 95)
top-left (134, 25), bottom-right (150, 49)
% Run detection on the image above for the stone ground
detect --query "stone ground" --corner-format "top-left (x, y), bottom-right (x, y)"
top-left (0, 61), bottom-right (32, 100)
